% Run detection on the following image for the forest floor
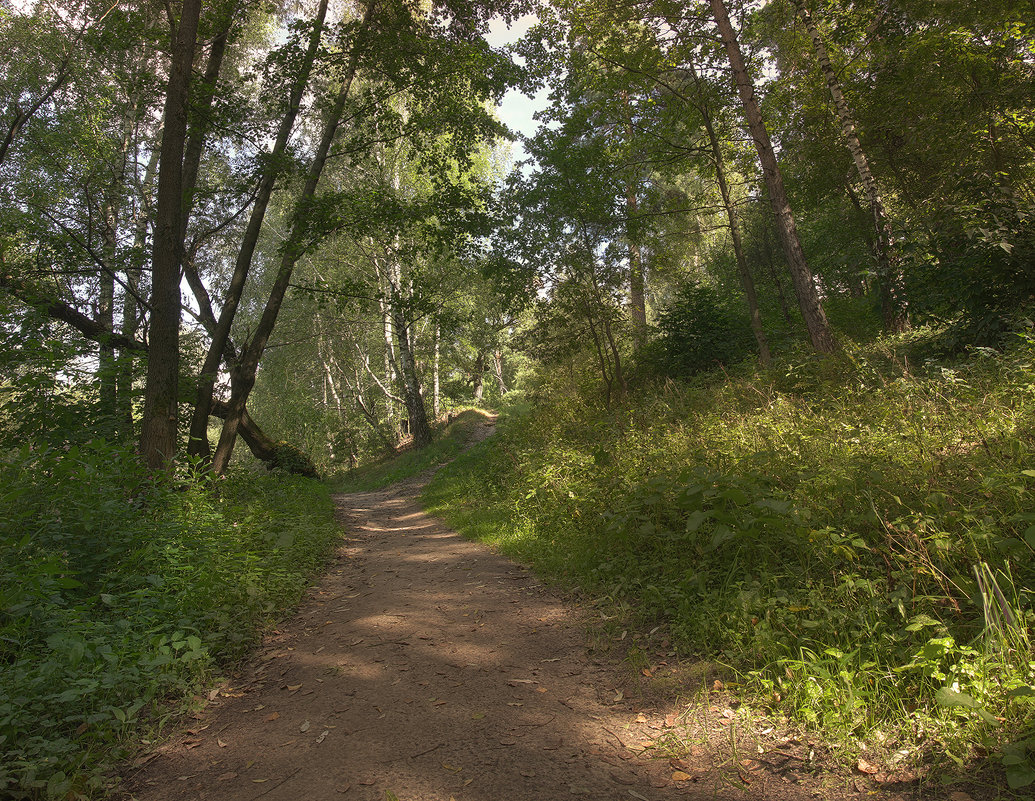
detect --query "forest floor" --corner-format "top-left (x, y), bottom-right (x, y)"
top-left (119, 419), bottom-right (910, 801)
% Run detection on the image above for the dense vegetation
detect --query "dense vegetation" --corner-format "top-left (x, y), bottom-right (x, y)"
top-left (425, 330), bottom-right (1035, 787)
top-left (0, 444), bottom-right (340, 797)
top-left (2, 0), bottom-right (1034, 796)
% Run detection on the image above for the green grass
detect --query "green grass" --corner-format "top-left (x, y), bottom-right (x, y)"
top-left (423, 330), bottom-right (1035, 791)
top-left (0, 443), bottom-right (342, 799)
top-left (330, 408), bottom-right (496, 492)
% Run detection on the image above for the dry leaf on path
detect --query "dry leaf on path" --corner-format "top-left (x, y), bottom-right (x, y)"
top-left (671, 770), bottom-right (693, 782)
top-left (857, 758), bottom-right (880, 775)
top-left (264, 711), bottom-right (280, 722)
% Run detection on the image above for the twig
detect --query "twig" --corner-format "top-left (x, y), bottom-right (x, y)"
top-left (251, 766), bottom-right (302, 799)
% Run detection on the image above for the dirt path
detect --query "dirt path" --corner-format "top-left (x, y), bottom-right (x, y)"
top-left (123, 421), bottom-right (834, 801)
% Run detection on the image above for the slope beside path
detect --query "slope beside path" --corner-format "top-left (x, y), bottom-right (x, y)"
top-left (122, 420), bottom-right (831, 801)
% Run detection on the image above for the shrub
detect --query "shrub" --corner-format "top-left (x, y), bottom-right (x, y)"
top-left (648, 280), bottom-right (755, 377)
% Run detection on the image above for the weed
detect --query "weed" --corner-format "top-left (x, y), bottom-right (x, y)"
top-left (424, 330), bottom-right (1035, 789)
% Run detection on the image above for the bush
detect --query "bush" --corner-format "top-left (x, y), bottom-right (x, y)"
top-left (0, 442), bottom-right (340, 798)
top-left (648, 280), bottom-right (756, 377)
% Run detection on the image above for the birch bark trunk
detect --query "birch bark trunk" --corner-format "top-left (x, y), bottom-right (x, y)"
top-left (709, 0), bottom-right (837, 354)
top-left (791, 0), bottom-right (909, 333)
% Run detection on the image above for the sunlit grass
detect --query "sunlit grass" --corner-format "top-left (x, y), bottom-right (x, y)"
top-left (330, 407), bottom-right (496, 492)
top-left (423, 329), bottom-right (1035, 789)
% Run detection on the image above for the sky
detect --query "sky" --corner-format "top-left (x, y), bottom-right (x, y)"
top-left (484, 15), bottom-right (550, 170)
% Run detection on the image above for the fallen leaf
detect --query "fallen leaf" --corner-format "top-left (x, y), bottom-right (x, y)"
top-left (442, 763), bottom-right (462, 773)
top-left (635, 713), bottom-right (648, 723)
top-left (208, 688), bottom-right (220, 700)
top-left (286, 684), bottom-right (303, 692)
top-left (612, 690), bottom-right (624, 702)
top-left (264, 711), bottom-right (280, 722)
top-left (721, 708), bottom-right (735, 719)
top-left (671, 770), bottom-right (693, 782)
top-left (641, 668), bottom-right (653, 678)
top-left (217, 772), bottom-right (237, 782)
top-left (300, 720), bottom-right (311, 732)
top-left (471, 712), bottom-right (485, 719)
top-left (712, 679), bottom-right (724, 691)
top-left (252, 778), bottom-right (269, 783)
top-left (335, 784), bottom-right (351, 794)
top-left (857, 758), bottom-right (880, 775)
top-left (535, 687), bottom-right (548, 694)
top-left (217, 739), bottom-right (228, 748)
top-left (664, 713), bottom-right (679, 727)
top-left (507, 702), bottom-right (523, 707)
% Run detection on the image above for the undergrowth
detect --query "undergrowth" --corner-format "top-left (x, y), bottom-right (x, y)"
top-left (0, 443), bottom-right (341, 799)
top-left (423, 330), bottom-right (1035, 791)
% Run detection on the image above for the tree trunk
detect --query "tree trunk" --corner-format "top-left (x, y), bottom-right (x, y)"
top-left (473, 351), bottom-right (485, 403)
top-left (492, 350), bottom-right (507, 394)
top-left (187, 0), bottom-right (329, 459)
top-left (626, 186), bottom-right (647, 342)
top-left (694, 72), bottom-right (771, 367)
top-left (709, 0), bottom-right (836, 354)
top-left (433, 321), bottom-right (440, 417)
top-left (209, 400), bottom-right (317, 477)
top-left (210, 0), bottom-right (374, 474)
top-left (792, 0), bottom-right (909, 333)
top-left (139, 0), bottom-right (203, 470)
top-left (392, 303), bottom-right (433, 447)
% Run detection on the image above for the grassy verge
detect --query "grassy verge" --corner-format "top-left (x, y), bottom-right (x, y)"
top-left (0, 443), bottom-right (341, 799)
top-left (331, 408), bottom-right (496, 492)
top-left (423, 332), bottom-right (1035, 791)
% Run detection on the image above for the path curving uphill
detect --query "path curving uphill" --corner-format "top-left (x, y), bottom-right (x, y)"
top-left (122, 419), bottom-right (827, 801)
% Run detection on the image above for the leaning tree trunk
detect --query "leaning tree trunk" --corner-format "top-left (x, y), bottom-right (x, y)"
top-left (210, 0), bottom-right (374, 474)
top-left (693, 69), bottom-right (771, 367)
top-left (709, 0), bottom-right (836, 354)
top-left (187, 0), bottom-right (328, 459)
top-left (139, 0), bottom-right (203, 469)
top-left (792, 0), bottom-right (908, 334)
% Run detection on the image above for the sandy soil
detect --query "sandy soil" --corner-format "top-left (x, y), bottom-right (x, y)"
top-left (121, 420), bottom-right (847, 801)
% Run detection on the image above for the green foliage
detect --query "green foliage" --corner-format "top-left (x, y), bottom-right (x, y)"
top-left (647, 280), bottom-right (756, 377)
top-left (0, 442), bottom-right (340, 798)
top-left (425, 332), bottom-right (1035, 781)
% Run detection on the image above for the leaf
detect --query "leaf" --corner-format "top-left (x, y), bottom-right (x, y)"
top-left (264, 711), bottom-right (280, 722)
top-left (671, 770), bottom-right (693, 781)
top-left (857, 758), bottom-right (879, 774)
top-left (286, 684), bottom-right (303, 692)
top-left (612, 690), bottom-right (624, 702)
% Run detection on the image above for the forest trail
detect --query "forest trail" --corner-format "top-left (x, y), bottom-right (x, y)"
top-left (122, 419), bottom-right (834, 801)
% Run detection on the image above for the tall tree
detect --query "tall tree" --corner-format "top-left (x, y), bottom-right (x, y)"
top-left (708, 0), bottom-right (836, 354)
top-left (790, 0), bottom-right (908, 334)
top-left (139, 0), bottom-right (204, 469)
